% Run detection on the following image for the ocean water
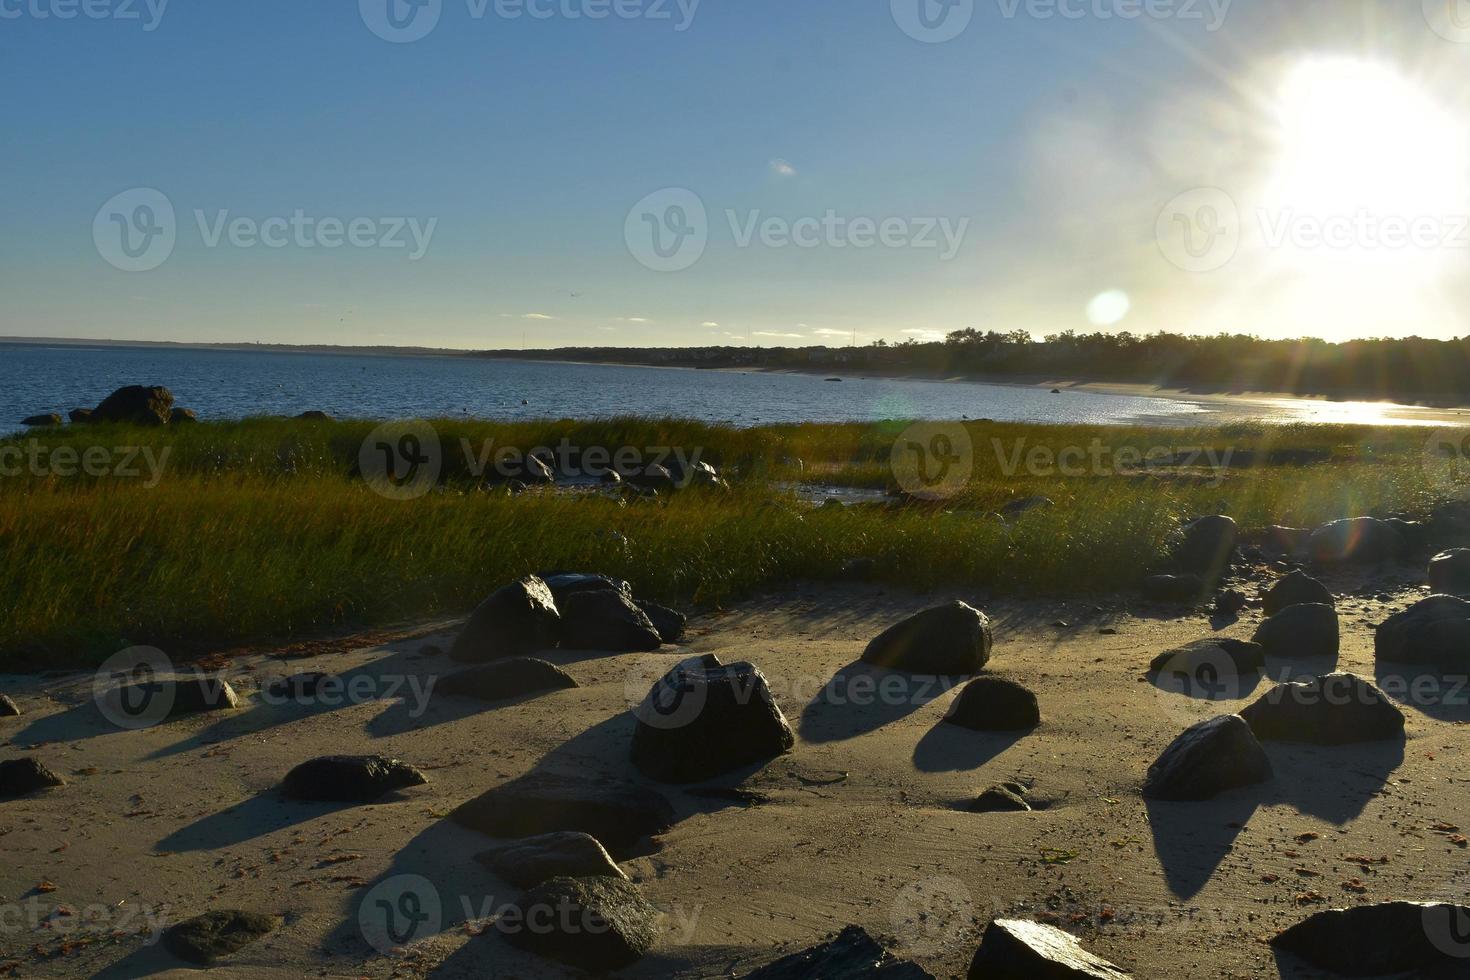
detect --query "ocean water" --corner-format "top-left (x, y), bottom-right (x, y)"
top-left (0, 343), bottom-right (1453, 428)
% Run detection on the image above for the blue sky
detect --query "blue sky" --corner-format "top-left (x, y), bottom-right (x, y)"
top-left (5, 1), bottom-right (1470, 348)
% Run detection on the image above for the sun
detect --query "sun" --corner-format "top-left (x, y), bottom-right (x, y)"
top-left (1261, 57), bottom-right (1470, 275)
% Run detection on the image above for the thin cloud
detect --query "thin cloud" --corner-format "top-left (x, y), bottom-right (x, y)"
top-left (812, 328), bottom-right (849, 337)
top-left (770, 158), bottom-right (797, 177)
top-left (615, 316), bottom-right (653, 323)
top-left (903, 329), bottom-right (944, 342)
top-left (753, 331), bottom-right (804, 339)
top-left (522, 313), bottom-right (555, 320)
top-left (702, 321), bottom-right (719, 328)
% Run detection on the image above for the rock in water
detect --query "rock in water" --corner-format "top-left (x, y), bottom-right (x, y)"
top-left (1176, 515), bottom-right (1238, 579)
top-left (0, 695), bottom-right (19, 717)
top-left (280, 755), bottom-right (427, 802)
top-left (163, 910), bottom-right (280, 965)
top-left (1251, 603), bottom-right (1339, 660)
top-left (634, 598), bottom-right (687, 643)
top-left (451, 773), bottom-right (674, 855)
top-left (967, 918), bottom-right (1132, 979)
top-left (1261, 569), bottom-right (1335, 615)
top-left (0, 758), bottom-right (65, 797)
top-left (1375, 594), bottom-right (1470, 671)
top-left (498, 876), bottom-right (657, 971)
top-left (740, 925), bottom-right (936, 978)
top-left (1239, 673), bottom-right (1403, 745)
top-left (1309, 517), bottom-right (1404, 564)
top-left (1142, 715), bottom-right (1272, 801)
top-left (1140, 574), bottom-right (1205, 603)
top-left (861, 601), bottom-right (992, 675)
top-left (91, 385), bottom-right (174, 426)
top-left (945, 677), bottom-right (1040, 731)
top-left (557, 589), bottom-right (663, 652)
top-left (439, 658), bottom-right (577, 702)
top-left (1429, 548), bottom-right (1470, 596)
top-left (476, 831), bottom-right (627, 888)
top-left (630, 655), bottom-right (795, 783)
top-left (1271, 902), bottom-right (1470, 977)
top-left (449, 575), bottom-right (561, 663)
top-left (1149, 637), bottom-right (1264, 679)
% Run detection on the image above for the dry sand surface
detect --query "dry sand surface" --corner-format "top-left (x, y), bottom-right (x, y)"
top-left (2, 580), bottom-right (1468, 978)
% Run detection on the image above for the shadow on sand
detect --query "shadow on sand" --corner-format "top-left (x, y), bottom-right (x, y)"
top-left (797, 660), bottom-right (961, 744)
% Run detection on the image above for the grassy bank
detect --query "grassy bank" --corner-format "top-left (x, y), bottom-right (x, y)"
top-left (0, 417), bottom-right (1460, 667)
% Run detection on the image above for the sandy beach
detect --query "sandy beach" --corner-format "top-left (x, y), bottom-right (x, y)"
top-left (2, 574), bottom-right (1466, 978)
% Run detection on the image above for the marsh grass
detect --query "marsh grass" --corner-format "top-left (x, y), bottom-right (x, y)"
top-left (0, 417), bottom-right (1458, 666)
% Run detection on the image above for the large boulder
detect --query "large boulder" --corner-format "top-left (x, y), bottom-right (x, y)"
top-left (944, 677), bottom-right (1040, 731)
top-left (0, 758), bottom-right (65, 798)
top-left (557, 589), bottom-right (663, 652)
top-left (861, 601), bottom-right (992, 675)
top-left (741, 925), bottom-right (935, 978)
top-left (1309, 517), bottom-right (1404, 564)
top-left (1251, 603), bottom-right (1339, 661)
top-left (538, 572), bottom-right (631, 603)
top-left (1261, 570), bottom-right (1334, 616)
top-left (162, 910), bottom-right (279, 966)
top-left (1140, 574), bottom-right (1205, 604)
top-left (1176, 515), bottom-right (1238, 578)
top-left (477, 831), bottom-right (627, 889)
top-left (281, 755), bottom-right (427, 802)
top-left (439, 658), bottom-right (578, 702)
top-left (449, 576), bottom-right (561, 664)
top-left (1271, 902), bottom-right (1470, 977)
top-left (1375, 595), bottom-right (1470, 671)
top-left (1149, 637), bottom-right (1264, 679)
top-left (635, 599), bottom-right (687, 643)
top-left (450, 773), bottom-right (674, 855)
top-left (968, 918), bottom-right (1132, 979)
top-left (630, 654), bottom-right (795, 783)
top-left (1428, 548), bottom-right (1470, 596)
top-left (1240, 673), bottom-right (1404, 744)
top-left (91, 385), bottom-right (174, 426)
top-left (1142, 715), bottom-right (1273, 801)
top-left (498, 876), bottom-right (657, 971)
top-left (20, 413), bottom-right (61, 427)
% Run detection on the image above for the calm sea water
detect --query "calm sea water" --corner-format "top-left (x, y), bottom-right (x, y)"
top-left (0, 343), bottom-right (1455, 428)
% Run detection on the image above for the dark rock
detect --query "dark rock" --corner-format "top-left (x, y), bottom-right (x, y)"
top-left (968, 918), bottom-right (1132, 979)
top-left (634, 599), bottom-right (686, 643)
top-left (1240, 673), bottom-right (1404, 744)
top-left (67, 408), bottom-right (93, 424)
top-left (538, 572), bottom-right (631, 604)
top-left (972, 785), bottom-right (1031, 813)
top-left (1255, 525), bottom-right (1312, 556)
top-left (1143, 714), bottom-right (1273, 801)
top-left (1251, 603), bottom-right (1339, 661)
top-left (623, 462), bottom-right (676, 493)
top-left (1310, 517), bottom-right (1405, 564)
top-left (1376, 594), bottom-right (1470, 671)
top-left (20, 413), bottom-right (61, 427)
top-left (601, 468), bottom-right (622, 485)
top-left (169, 407), bottom-right (199, 423)
top-left (945, 677), bottom-right (1040, 731)
top-left (861, 601), bottom-right (992, 675)
top-left (1149, 637), bottom-right (1265, 678)
top-left (113, 675), bottom-right (239, 720)
top-left (669, 458), bottom-right (729, 491)
top-left (162, 910), bottom-right (279, 965)
top-left (1262, 569), bottom-right (1335, 615)
top-left (1176, 515), bottom-right (1238, 578)
top-left (280, 755), bottom-right (427, 802)
top-left (740, 925), bottom-right (935, 978)
top-left (1140, 574), bottom-right (1205, 603)
top-left (439, 658), bottom-right (578, 702)
top-left (1429, 548), bottom-right (1470, 596)
top-left (1383, 518), bottom-right (1430, 554)
top-left (999, 496), bottom-right (1053, 519)
top-left (0, 695), bottom-right (18, 717)
top-left (91, 385), bottom-right (174, 426)
top-left (498, 876), bottom-right (656, 971)
top-left (558, 588), bottom-right (663, 652)
top-left (1271, 902), bottom-right (1470, 977)
top-left (451, 773), bottom-right (674, 855)
top-left (1213, 589), bottom-right (1247, 616)
top-left (449, 575), bottom-right (561, 663)
top-left (0, 758), bottom-right (65, 797)
top-left (630, 654), bottom-right (795, 783)
top-left (294, 410), bottom-right (331, 421)
top-left (264, 672), bottom-right (333, 700)
top-left (476, 831), bottom-right (626, 888)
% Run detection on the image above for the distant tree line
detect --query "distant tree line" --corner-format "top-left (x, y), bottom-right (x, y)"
top-left (471, 331), bottom-right (1470, 403)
